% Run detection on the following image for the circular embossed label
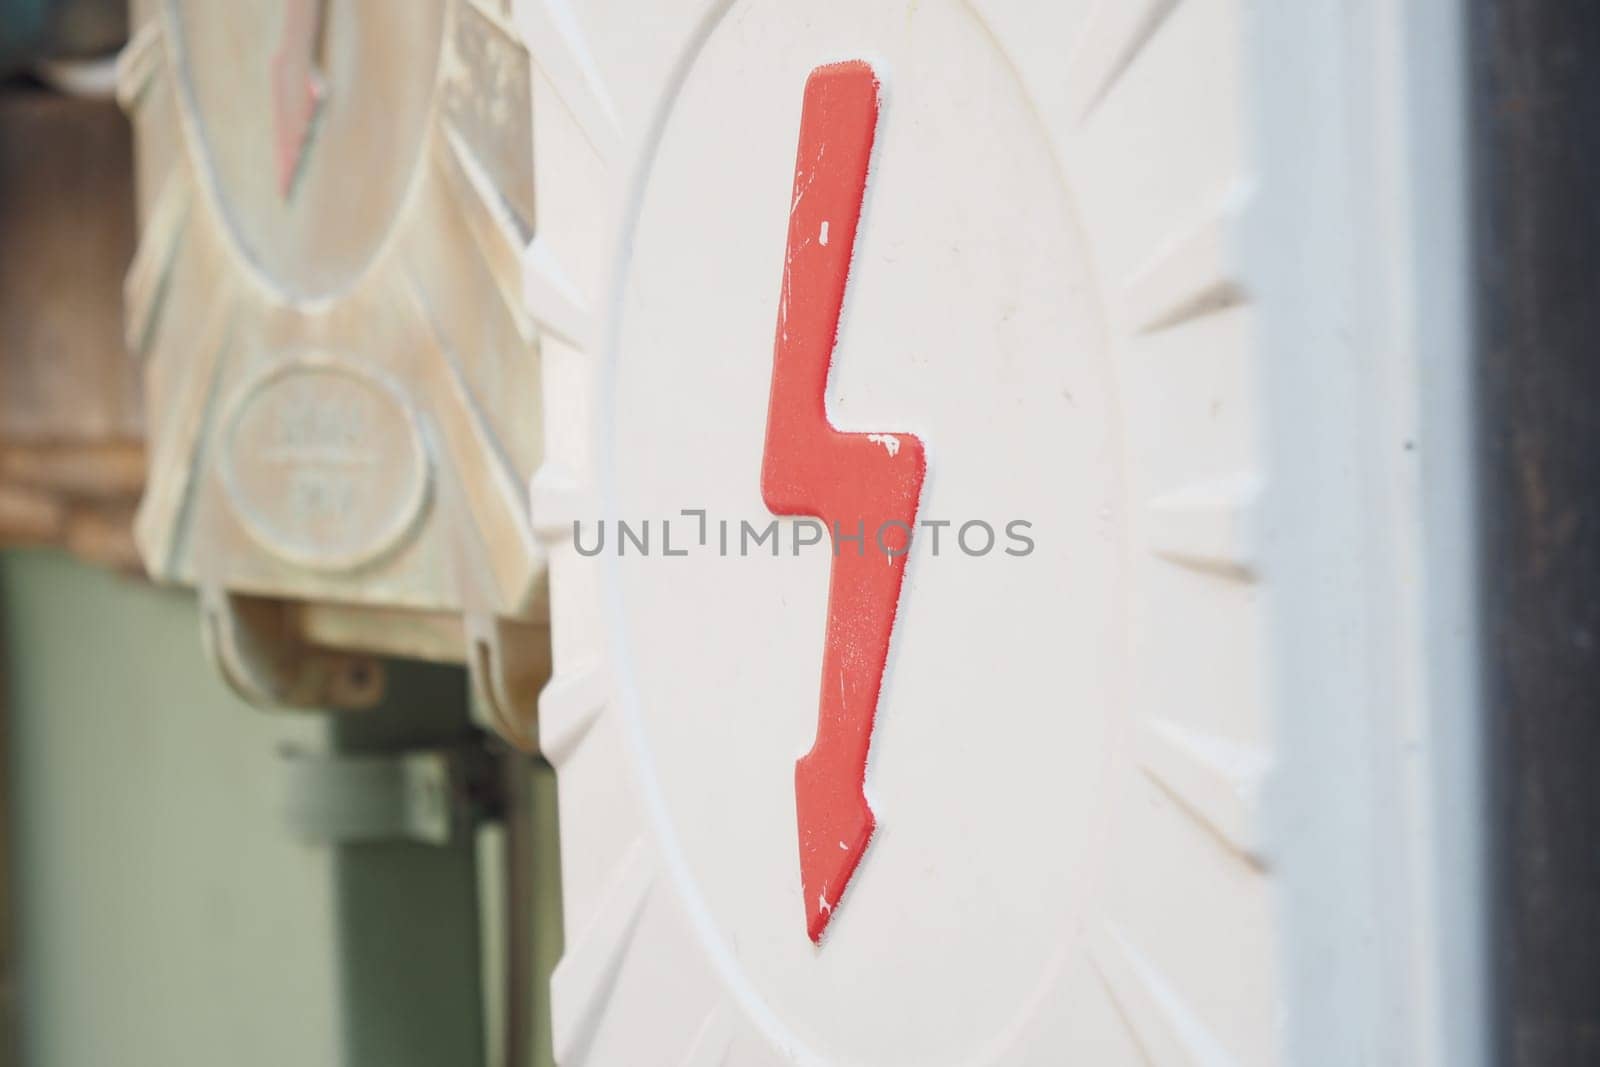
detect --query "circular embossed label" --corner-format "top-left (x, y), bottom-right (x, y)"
top-left (221, 357), bottom-right (430, 571)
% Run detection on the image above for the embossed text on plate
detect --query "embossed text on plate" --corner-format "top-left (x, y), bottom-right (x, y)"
top-left (222, 357), bottom-right (430, 571)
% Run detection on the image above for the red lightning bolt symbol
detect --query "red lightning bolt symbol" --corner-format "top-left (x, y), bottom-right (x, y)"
top-left (270, 0), bottom-right (329, 198)
top-left (761, 61), bottom-right (926, 944)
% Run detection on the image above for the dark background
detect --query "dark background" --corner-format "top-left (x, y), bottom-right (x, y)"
top-left (1474, 1), bottom-right (1600, 1064)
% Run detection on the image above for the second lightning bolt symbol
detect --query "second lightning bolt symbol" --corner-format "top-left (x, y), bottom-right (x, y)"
top-left (271, 0), bottom-right (330, 199)
top-left (760, 60), bottom-right (926, 944)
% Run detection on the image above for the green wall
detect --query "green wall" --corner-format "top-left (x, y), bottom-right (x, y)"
top-left (0, 550), bottom-right (560, 1067)
top-left (1, 549), bottom-right (343, 1065)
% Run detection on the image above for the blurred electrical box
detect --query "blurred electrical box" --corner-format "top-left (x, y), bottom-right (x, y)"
top-left (120, 0), bottom-right (552, 745)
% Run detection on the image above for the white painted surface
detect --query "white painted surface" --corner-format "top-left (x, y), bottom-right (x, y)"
top-left (520, 0), bottom-right (1482, 1063)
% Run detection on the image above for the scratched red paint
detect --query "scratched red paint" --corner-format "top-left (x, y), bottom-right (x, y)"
top-left (760, 61), bottom-right (926, 943)
top-left (271, 0), bottom-right (328, 197)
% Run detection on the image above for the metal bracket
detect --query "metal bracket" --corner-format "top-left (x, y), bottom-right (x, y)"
top-left (202, 587), bottom-right (386, 711)
top-left (280, 741), bottom-right (498, 846)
